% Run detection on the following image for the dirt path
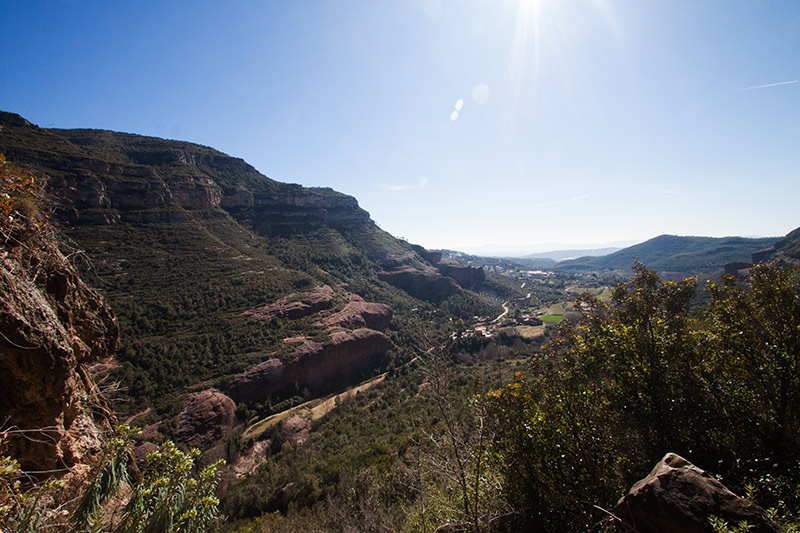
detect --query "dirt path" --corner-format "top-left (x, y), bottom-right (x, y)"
top-left (242, 372), bottom-right (388, 440)
top-left (309, 373), bottom-right (386, 420)
top-left (491, 301), bottom-right (510, 324)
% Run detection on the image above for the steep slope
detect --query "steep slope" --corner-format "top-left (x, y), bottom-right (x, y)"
top-left (0, 111), bottom-right (498, 444)
top-left (556, 234), bottom-right (778, 274)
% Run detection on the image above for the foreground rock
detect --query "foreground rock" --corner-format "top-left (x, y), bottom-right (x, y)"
top-left (0, 230), bottom-right (118, 480)
top-left (614, 453), bottom-right (777, 533)
top-left (174, 389), bottom-right (237, 450)
top-left (227, 328), bottom-right (393, 404)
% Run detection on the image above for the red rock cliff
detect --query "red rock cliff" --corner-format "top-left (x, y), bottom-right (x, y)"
top-left (227, 328), bottom-right (393, 404)
top-left (0, 231), bottom-right (119, 478)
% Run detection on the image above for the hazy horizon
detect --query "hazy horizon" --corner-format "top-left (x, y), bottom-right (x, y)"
top-left (2, 1), bottom-right (798, 249)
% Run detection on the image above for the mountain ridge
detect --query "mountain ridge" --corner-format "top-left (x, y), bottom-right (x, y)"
top-left (556, 233), bottom-right (779, 274)
top-left (0, 110), bottom-right (500, 443)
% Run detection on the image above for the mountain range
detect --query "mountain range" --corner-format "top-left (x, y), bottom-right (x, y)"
top-left (0, 111), bottom-right (498, 432)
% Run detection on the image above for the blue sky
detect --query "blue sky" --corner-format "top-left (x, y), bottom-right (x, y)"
top-left (1, 1), bottom-right (798, 253)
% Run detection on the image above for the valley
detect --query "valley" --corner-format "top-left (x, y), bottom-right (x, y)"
top-left (2, 110), bottom-right (800, 532)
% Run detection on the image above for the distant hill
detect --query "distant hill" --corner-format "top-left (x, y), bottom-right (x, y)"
top-left (524, 247), bottom-right (622, 262)
top-left (556, 234), bottom-right (779, 274)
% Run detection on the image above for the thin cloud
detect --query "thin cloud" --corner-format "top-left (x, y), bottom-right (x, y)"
top-left (534, 195), bottom-right (589, 208)
top-left (376, 177), bottom-right (429, 192)
top-left (738, 80), bottom-right (799, 91)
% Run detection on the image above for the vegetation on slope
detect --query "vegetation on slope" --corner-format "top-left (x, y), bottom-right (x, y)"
top-left (0, 112), bottom-right (503, 431)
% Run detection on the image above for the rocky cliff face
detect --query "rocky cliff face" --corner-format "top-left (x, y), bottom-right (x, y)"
top-left (227, 328), bottom-right (393, 405)
top-left (377, 265), bottom-right (461, 301)
top-left (0, 231), bottom-right (119, 478)
top-left (435, 258), bottom-right (485, 289)
top-left (0, 111), bottom-right (372, 231)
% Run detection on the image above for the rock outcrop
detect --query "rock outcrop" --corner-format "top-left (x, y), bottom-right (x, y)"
top-left (244, 285), bottom-right (335, 321)
top-left (751, 226), bottom-right (800, 265)
top-left (227, 328), bottom-right (393, 404)
top-left (0, 231), bottom-right (119, 477)
top-left (174, 389), bottom-right (237, 450)
top-left (377, 265), bottom-right (460, 301)
top-left (411, 245), bottom-right (486, 289)
top-left (322, 297), bottom-right (393, 331)
top-left (436, 258), bottom-right (485, 289)
top-left (614, 453), bottom-right (777, 533)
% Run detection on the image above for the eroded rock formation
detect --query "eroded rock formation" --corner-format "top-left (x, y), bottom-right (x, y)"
top-left (244, 285), bottom-right (336, 321)
top-left (0, 232), bottom-right (118, 477)
top-left (436, 258), bottom-right (485, 289)
top-left (227, 328), bottom-right (393, 404)
top-left (322, 297), bottom-right (393, 331)
top-left (377, 265), bottom-right (460, 301)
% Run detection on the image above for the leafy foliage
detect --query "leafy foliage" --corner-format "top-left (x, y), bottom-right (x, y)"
top-left (72, 425), bottom-right (141, 530)
top-left (485, 261), bottom-right (800, 530)
top-left (0, 437), bottom-right (64, 532)
top-left (73, 427), bottom-right (225, 533)
top-left (119, 441), bottom-right (224, 533)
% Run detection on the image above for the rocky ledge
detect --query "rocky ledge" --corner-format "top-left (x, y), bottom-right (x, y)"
top-left (244, 285), bottom-right (336, 321)
top-left (226, 328), bottom-right (394, 405)
top-left (322, 295), bottom-right (393, 331)
top-left (377, 265), bottom-right (461, 301)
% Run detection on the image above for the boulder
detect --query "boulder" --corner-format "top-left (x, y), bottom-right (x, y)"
top-left (614, 453), bottom-right (778, 533)
top-left (174, 389), bottom-right (237, 450)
